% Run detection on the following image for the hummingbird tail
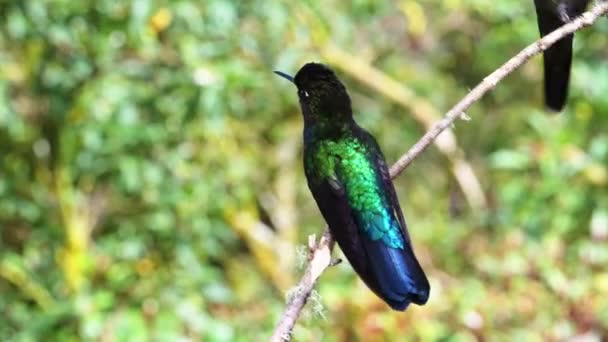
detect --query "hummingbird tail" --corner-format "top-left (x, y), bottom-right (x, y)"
top-left (543, 34), bottom-right (573, 112)
top-left (362, 238), bottom-right (430, 311)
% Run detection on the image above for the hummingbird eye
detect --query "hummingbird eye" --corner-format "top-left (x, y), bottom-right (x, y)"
top-left (299, 89), bottom-right (309, 98)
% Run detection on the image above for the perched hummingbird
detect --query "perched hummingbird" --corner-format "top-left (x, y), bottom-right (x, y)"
top-left (275, 63), bottom-right (430, 310)
top-left (533, 0), bottom-right (590, 111)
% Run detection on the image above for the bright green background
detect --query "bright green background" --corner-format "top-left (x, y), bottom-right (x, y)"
top-left (1, 0), bottom-right (607, 340)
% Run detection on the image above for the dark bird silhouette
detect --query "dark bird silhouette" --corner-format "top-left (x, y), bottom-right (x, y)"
top-left (275, 63), bottom-right (430, 310)
top-left (533, 0), bottom-right (590, 111)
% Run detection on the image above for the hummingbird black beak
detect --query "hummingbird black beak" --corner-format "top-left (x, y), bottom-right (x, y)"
top-left (273, 70), bottom-right (295, 83)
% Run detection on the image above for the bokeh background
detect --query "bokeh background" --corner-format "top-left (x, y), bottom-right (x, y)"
top-left (1, 0), bottom-right (608, 340)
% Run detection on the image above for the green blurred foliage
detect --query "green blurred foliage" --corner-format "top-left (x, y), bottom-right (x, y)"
top-left (1, 0), bottom-right (607, 340)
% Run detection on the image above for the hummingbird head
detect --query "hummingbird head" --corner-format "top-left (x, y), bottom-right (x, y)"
top-left (275, 63), bottom-right (352, 124)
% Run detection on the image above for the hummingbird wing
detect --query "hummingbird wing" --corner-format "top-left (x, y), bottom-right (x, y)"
top-left (306, 174), bottom-right (379, 295)
top-left (355, 132), bottom-right (429, 304)
top-left (374, 146), bottom-right (411, 244)
top-left (327, 132), bottom-right (429, 310)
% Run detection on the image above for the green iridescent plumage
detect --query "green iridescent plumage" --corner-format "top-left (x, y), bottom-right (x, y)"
top-left (305, 136), bottom-right (404, 249)
top-left (275, 62), bottom-right (429, 310)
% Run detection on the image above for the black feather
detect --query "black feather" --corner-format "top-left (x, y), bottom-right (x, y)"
top-left (533, 0), bottom-right (590, 111)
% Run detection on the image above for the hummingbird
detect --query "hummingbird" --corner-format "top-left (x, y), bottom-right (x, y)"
top-left (275, 63), bottom-right (430, 310)
top-left (533, 0), bottom-right (590, 111)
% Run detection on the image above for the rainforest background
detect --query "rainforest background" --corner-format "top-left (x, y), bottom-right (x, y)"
top-left (1, 0), bottom-right (608, 340)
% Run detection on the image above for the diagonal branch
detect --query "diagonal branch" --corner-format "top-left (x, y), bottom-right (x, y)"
top-left (270, 2), bottom-right (608, 341)
top-left (389, 2), bottom-right (607, 177)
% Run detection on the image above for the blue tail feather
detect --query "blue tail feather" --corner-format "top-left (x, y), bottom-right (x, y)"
top-left (362, 237), bottom-right (430, 310)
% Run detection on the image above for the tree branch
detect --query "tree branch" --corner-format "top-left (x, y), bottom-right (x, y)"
top-left (270, 2), bottom-right (608, 341)
top-left (390, 3), bottom-right (608, 177)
